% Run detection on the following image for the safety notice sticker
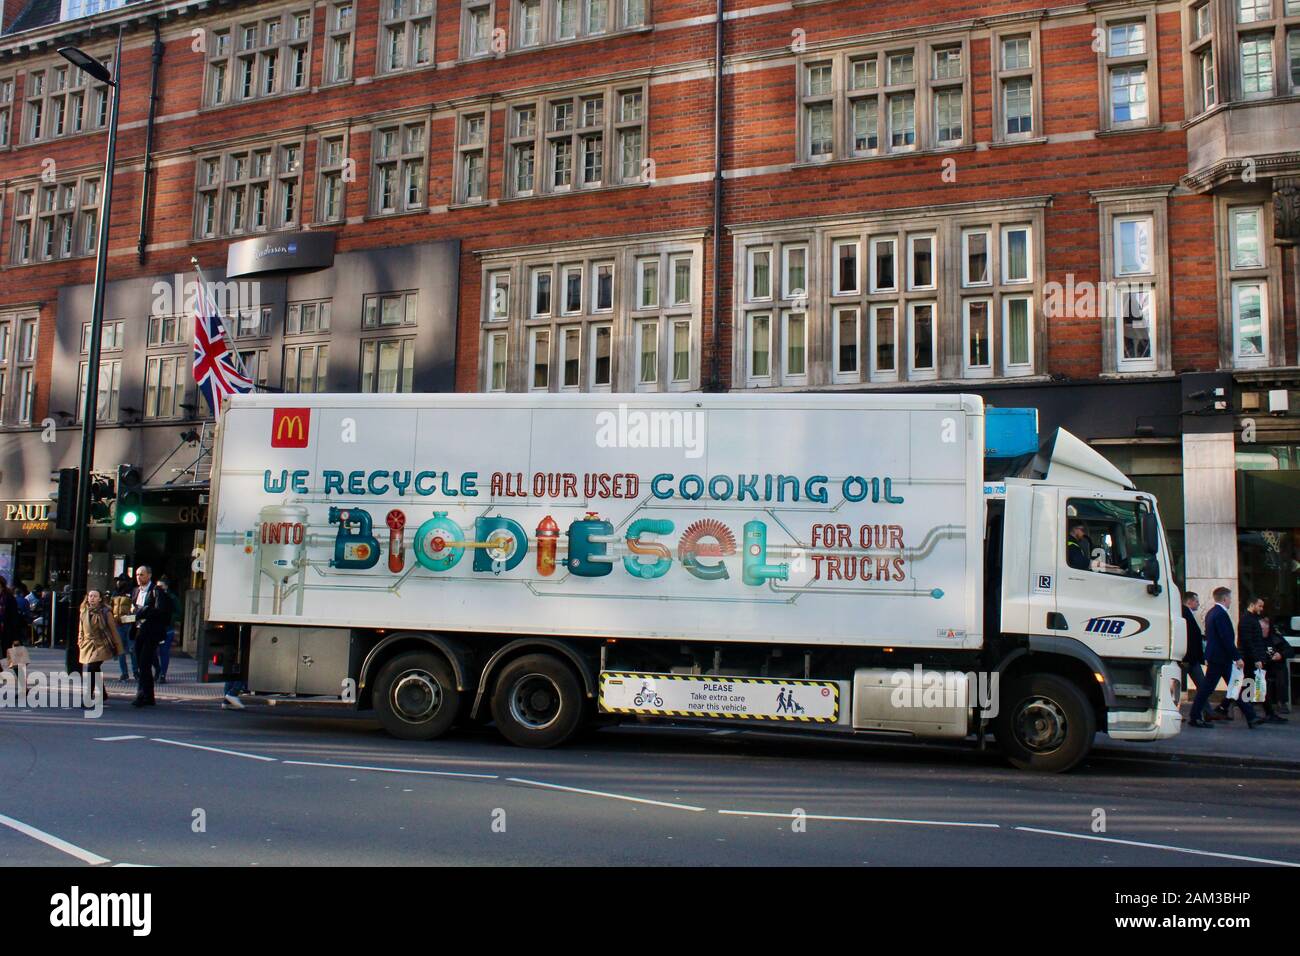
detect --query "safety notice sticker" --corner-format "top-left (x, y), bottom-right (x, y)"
top-left (599, 671), bottom-right (839, 723)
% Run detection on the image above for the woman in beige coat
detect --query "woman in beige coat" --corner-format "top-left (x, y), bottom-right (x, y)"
top-left (78, 589), bottom-right (122, 703)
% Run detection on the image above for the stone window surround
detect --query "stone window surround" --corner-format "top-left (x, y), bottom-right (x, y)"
top-left (461, 0), bottom-right (498, 61)
top-left (1091, 185), bottom-right (1174, 375)
top-left (193, 135), bottom-right (306, 240)
top-left (203, 6), bottom-right (314, 111)
top-left (795, 32), bottom-right (973, 165)
top-left (322, 0), bottom-right (357, 86)
top-left (1183, 0), bottom-right (1221, 115)
top-left (1214, 190), bottom-right (1286, 367)
top-left (1220, 0), bottom-right (1300, 99)
top-left (20, 51), bottom-right (113, 146)
top-left (731, 198), bottom-right (1049, 390)
top-left (1096, 6), bottom-right (1162, 133)
top-left (454, 107), bottom-right (490, 206)
top-left (509, 0), bottom-right (650, 54)
top-left (376, 0), bottom-right (436, 76)
top-left (990, 24), bottom-right (1044, 145)
top-left (10, 171), bottom-right (102, 265)
top-left (499, 79), bottom-right (648, 201)
top-left (367, 115), bottom-right (430, 218)
top-left (314, 128), bottom-right (351, 224)
top-left (478, 230), bottom-right (705, 393)
top-left (0, 73), bottom-right (15, 150)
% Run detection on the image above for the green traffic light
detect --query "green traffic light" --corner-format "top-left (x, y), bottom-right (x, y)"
top-left (120, 510), bottom-right (139, 529)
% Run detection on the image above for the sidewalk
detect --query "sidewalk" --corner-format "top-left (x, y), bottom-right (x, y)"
top-left (20, 646), bottom-right (225, 700)
top-left (1094, 697), bottom-right (1300, 769)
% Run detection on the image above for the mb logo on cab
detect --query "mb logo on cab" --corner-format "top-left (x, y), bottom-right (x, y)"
top-left (272, 408), bottom-right (311, 448)
top-left (1083, 615), bottom-right (1149, 638)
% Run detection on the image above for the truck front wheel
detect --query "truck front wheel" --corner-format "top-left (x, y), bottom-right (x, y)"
top-left (490, 653), bottom-right (585, 749)
top-left (993, 674), bottom-right (1096, 773)
top-left (373, 651), bottom-right (460, 741)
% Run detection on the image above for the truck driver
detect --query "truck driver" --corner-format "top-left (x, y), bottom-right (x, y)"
top-left (1066, 523), bottom-right (1093, 571)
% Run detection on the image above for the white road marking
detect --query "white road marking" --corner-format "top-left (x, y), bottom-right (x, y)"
top-left (508, 777), bottom-right (707, 812)
top-left (0, 813), bottom-right (111, 865)
top-left (718, 809), bottom-right (1000, 829)
top-left (150, 737), bottom-right (277, 762)
top-left (1015, 826), bottom-right (1300, 867)
top-left (282, 760), bottom-right (497, 779)
top-left (94, 734), bottom-right (145, 741)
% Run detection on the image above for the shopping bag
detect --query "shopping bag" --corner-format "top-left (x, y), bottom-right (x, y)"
top-left (1252, 667), bottom-right (1267, 704)
top-left (1225, 661), bottom-right (1245, 700)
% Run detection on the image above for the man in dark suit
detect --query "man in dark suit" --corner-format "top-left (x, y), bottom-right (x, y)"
top-left (1190, 587), bottom-right (1260, 728)
top-left (1181, 592), bottom-right (1205, 719)
top-left (130, 565), bottom-right (171, 708)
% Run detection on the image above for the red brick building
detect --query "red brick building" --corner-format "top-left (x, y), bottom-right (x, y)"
top-left (0, 0), bottom-right (1298, 629)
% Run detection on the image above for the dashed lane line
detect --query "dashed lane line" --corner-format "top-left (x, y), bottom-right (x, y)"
top-left (0, 812), bottom-right (111, 865)
top-left (93, 735), bottom-right (145, 741)
top-left (718, 809), bottom-right (1000, 829)
top-left (283, 759), bottom-right (498, 779)
top-left (507, 777), bottom-right (708, 812)
top-left (1015, 826), bottom-right (1300, 868)
top-left (149, 737), bottom-right (278, 761)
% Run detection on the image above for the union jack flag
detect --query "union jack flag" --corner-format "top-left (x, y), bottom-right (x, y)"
top-left (192, 271), bottom-right (254, 418)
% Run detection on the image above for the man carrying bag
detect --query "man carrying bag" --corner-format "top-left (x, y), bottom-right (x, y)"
top-left (1190, 587), bottom-right (1261, 729)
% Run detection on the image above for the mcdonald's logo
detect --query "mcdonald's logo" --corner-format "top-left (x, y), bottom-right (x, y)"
top-left (271, 408), bottom-right (311, 448)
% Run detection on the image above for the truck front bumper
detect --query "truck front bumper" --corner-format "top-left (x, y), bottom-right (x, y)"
top-left (1105, 662), bottom-right (1182, 741)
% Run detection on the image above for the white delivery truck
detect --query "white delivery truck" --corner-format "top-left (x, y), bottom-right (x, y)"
top-left (202, 392), bottom-right (1183, 772)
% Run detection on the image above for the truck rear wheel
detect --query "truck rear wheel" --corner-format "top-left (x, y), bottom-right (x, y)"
top-left (490, 653), bottom-right (584, 749)
top-left (993, 674), bottom-right (1095, 773)
top-left (373, 651), bottom-right (460, 741)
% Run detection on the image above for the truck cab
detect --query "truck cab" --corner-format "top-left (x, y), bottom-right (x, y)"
top-left (995, 425), bottom-right (1183, 764)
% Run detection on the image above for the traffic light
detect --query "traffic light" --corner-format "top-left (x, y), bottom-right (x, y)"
top-left (116, 464), bottom-right (143, 531)
top-left (55, 468), bottom-right (78, 532)
top-left (89, 473), bottom-right (116, 523)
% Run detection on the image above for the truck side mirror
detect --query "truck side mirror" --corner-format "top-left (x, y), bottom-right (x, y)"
top-left (1140, 511), bottom-right (1159, 555)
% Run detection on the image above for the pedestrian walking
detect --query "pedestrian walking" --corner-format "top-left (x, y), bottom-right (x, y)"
top-left (110, 576), bottom-right (135, 680)
top-left (1181, 591), bottom-right (1205, 716)
top-left (0, 577), bottom-right (23, 652)
top-left (130, 565), bottom-right (171, 708)
top-left (77, 589), bottom-right (122, 706)
top-left (1190, 587), bottom-right (1260, 729)
top-left (154, 574), bottom-right (176, 684)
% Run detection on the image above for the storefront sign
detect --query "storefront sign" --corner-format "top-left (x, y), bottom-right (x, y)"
top-left (226, 231), bottom-right (335, 277)
top-left (0, 501), bottom-right (54, 537)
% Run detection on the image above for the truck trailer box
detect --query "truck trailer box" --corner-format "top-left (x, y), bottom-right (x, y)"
top-left (206, 393), bottom-right (985, 652)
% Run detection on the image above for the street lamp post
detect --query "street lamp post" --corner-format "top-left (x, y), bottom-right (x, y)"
top-left (62, 28), bottom-right (123, 671)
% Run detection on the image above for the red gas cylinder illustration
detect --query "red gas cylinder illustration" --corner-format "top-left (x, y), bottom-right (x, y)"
top-left (386, 509), bottom-right (407, 573)
top-left (536, 515), bottom-right (559, 576)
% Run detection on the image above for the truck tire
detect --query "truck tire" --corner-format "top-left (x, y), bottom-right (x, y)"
top-left (373, 651), bottom-right (460, 741)
top-left (490, 653), bottom-right (584, 748)
top-left (993, 673), bottom-right (1096, 773)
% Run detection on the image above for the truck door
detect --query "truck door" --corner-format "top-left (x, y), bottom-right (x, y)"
top-left (1053, 492), bottom-right (1168, 661)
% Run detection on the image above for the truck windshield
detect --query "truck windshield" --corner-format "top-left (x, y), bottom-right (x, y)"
top-left (1065, 498), bottom-right (1156, 579)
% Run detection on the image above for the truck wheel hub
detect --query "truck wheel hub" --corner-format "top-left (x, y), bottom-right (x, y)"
top-left (1013, 696), bottom-right (1067, 753)
top-left (510, 675), bottom-right (561, 730)
top-left (392, 671), bottom-right (442, 722)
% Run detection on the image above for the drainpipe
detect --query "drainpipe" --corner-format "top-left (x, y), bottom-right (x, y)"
top-left (708, 0), bottom-right (724, 391)
top-left (137, 18), bottom-right (163, 264)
